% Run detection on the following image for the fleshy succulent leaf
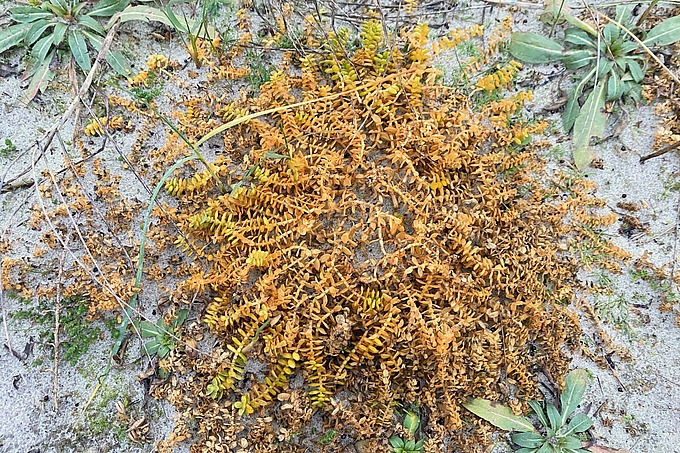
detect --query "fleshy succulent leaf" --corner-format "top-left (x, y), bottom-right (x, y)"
top-left (508, 32), bottom-right (565, 63)
top-left (462, 398), bottom-right (535, 432)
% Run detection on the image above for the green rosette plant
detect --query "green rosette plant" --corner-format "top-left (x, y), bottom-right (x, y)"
top-left (508, 6), bottom-right (680, 169)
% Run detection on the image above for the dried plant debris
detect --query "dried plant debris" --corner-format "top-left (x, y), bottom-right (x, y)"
top-left (2, 5), bottom-right (633, 453)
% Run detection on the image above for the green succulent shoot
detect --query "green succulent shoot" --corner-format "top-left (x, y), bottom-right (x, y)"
top-left (0, 0), bottom-right (132, 102)
top-left (462, 369), bottom-right (594, 453)
top-left (139, 308), bottom-right (189, 359)
top-left (389, 410), bottom-right (425, 453)
top-left (508, 5), bottom-right (680, 169)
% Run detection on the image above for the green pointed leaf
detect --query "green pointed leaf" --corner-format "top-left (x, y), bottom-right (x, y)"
top-left (615, 4), bottom-right (633, 25)
top-left (607, 71), bottom-right (624, 101)
top-left (87, 0), bottom-right (130, 17)
top-left (564, 413), bottom-right (594, 435)
top-left (164, 2), bottom-right (190, 33)
top-left (77, 14), bottom-right (106, 35)
top-left (644, 15), bottom-right (680, 46)
top-left (52, 21), bottom-right (68, 46)
top-left (508, 32), bottom-right (565, 63)
top-left (404, 439), bottom-right (416, 450)
top-left (603, 23), bottom-right (620, 43)
top-left (72, 1), bottom-right (88, 17)
top-left (511, 432), bottom-right (546, 448)
top-left (528, 401), bottom-right (550, 429)
top-left (140, 320), bottom-right (162, 338)
top-left (628, 59), bottom-right (644, 83)
top-left (144, 338), bottom-right (160, 355)
top-left (536, 443), bottom-right (553, 453)
top-left (560, 369), bottom-right (588, 424)
top-left (109, 5), bottom-right (217, 37)
top-left (596, 58), bottom-right (613, 80)
top-left (546, 403), bottom-right (561, 430)
top-left (462, 398), bottom-right (535, 432)
top-left (31, 34), bottom-right (55, 65)
top-left (25, 19), bottom-right (54, 46)
top-left (563, 11), bottom-right (598, 36)
top-left (563, 66), bottom-right (596, 133)
top-left (404, 411), bottom-right (420, 435)
top-left (565, 28), bottom-right (597, 49)
top-left (68, 30), bottom-right (91, 72)
top-left (51, 0), bottom-right (69, 12)
top-left (389, 436), bottom-right (405, 449)
top-left (0, 23), bottom-right (32, 54)
top-left (21, 51), bottom-right (55, 104)
top-left (172, 308), bottom-right (189, 329)
top-left (572, 81), bottom-right (606, 169)
top-left (563, 50), bottom-right (596, 70)
top-left (157, 344), bottom-right (171, 358)
top-left (82, 29), bottom-right (131, 76)
top-left (619, 40), bottom-right (639, 55)
top-left (515, 449), bottom-right (539, 453)
top-left (414, 439), bottom-right (425, 449)
top-left (43, 2), bottom-right (68, 17)
top-left (10, 6), bottom-right (54, 23)
top-left (562, 436), bottom-right (583, 449)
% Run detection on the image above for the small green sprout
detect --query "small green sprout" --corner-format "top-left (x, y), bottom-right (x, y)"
top-left (139, 309), bottom-right (188, 359)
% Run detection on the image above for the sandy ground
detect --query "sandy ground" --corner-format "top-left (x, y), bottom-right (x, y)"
top-left (1, 1), bottom-right (680, 452)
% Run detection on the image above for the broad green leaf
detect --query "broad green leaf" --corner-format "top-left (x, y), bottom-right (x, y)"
top-left (560, 369), bottom-right (589, 424)
top-left (607, 71), bottom-right (624, 101)
top-left (619, 40), bottom-right (639, 55)
top-left (31, 34), bottom-right (55, 65)
top-left (414, 439), bottom-right (425, 450)
top-left (72, 1), bottom-right (88, 17)
top-left (515, 449), bottom-right (539, 453)
top-left (508, 32), bottom-right (565, 63)
top-left (562, 436), bottom-right (583, 449)
top-left (52, 22), bottom-right (68, 46)
top-left (108, 5), bottom-right (216, 37)
top-left (603, 23), bottom-right (620, 43)
top-left (536, 443), bottom-right (553, 453)
top-left (404, 411), bottom-right (420, 435)
top-left (164, 2), bottom-right (191, 34)
top-left (596, 58), bottom-right (613, 80)
top-left (50, 0), bottom-right (69, 12)
top-left (77, 14), bottom-right (106, 35)
top-left (140, 320), bottom-right (162, 338)
top-left (10, 6), bottom-right (54, 23)
top-left (88, 0), bottom-right (130, 17)
top-left (511, 432), bottom-right (545, 448)
top-left (404, 439), bottom-right (416, 450)
top-left (625, 81), bottom-right (643, 102)
top-left (572, 81), bottom-right (606, 169)
top-left (172, 308), bottom-right (190, 329)
top-left (564, 413), bottom-right (594, 435)
top-left (628, 59), bottom-right (644, 83)
top-left (43, 2), bottom-right (68, 17)
top-left (546, 403), bottom-right (561, 430)
top-left (68, 30), bottom-right (91, 72)
top-left (563, 50), bottom-right (596, 70)
top-left (462, 398), bottom-right (535, 432)
top-left (643, 15), bottom-right (680, 46)
top-left (82, 29), bottom-right (131, 76)
top-left (157, 344), bottom-right (171, 358)
top-left (563, 66), bottom-right (596, 133)
top-left (528, 401), bottom-right (550, 429)
top-left (563, 11), bottom-right (598, 36)
top-left (144, 338), bottom-right (160, 355)
top-left (565, 28), bottom-right (597, 49)
top-left (0, 23), bottom-right (32, 54)
top-left (615, 4), bottom-right (634, 25)
top-left (389, 436), bottom-right (405, 449)
top-left (20, 51), bottom-right (55, 104)
top-left (25, 19), bottom-right (54, 46)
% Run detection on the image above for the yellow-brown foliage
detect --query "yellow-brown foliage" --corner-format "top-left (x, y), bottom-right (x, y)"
top-left (147, 19), bottom-right (623, 453)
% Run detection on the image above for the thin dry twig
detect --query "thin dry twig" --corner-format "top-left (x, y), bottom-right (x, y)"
top-left (52, 249), bottom-right (66, 411)
top-left (639, 139), bottom-right (680, 163)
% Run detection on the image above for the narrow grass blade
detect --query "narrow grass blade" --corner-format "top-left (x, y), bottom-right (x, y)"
top-left (462, 398), bottom-right (535, 432)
